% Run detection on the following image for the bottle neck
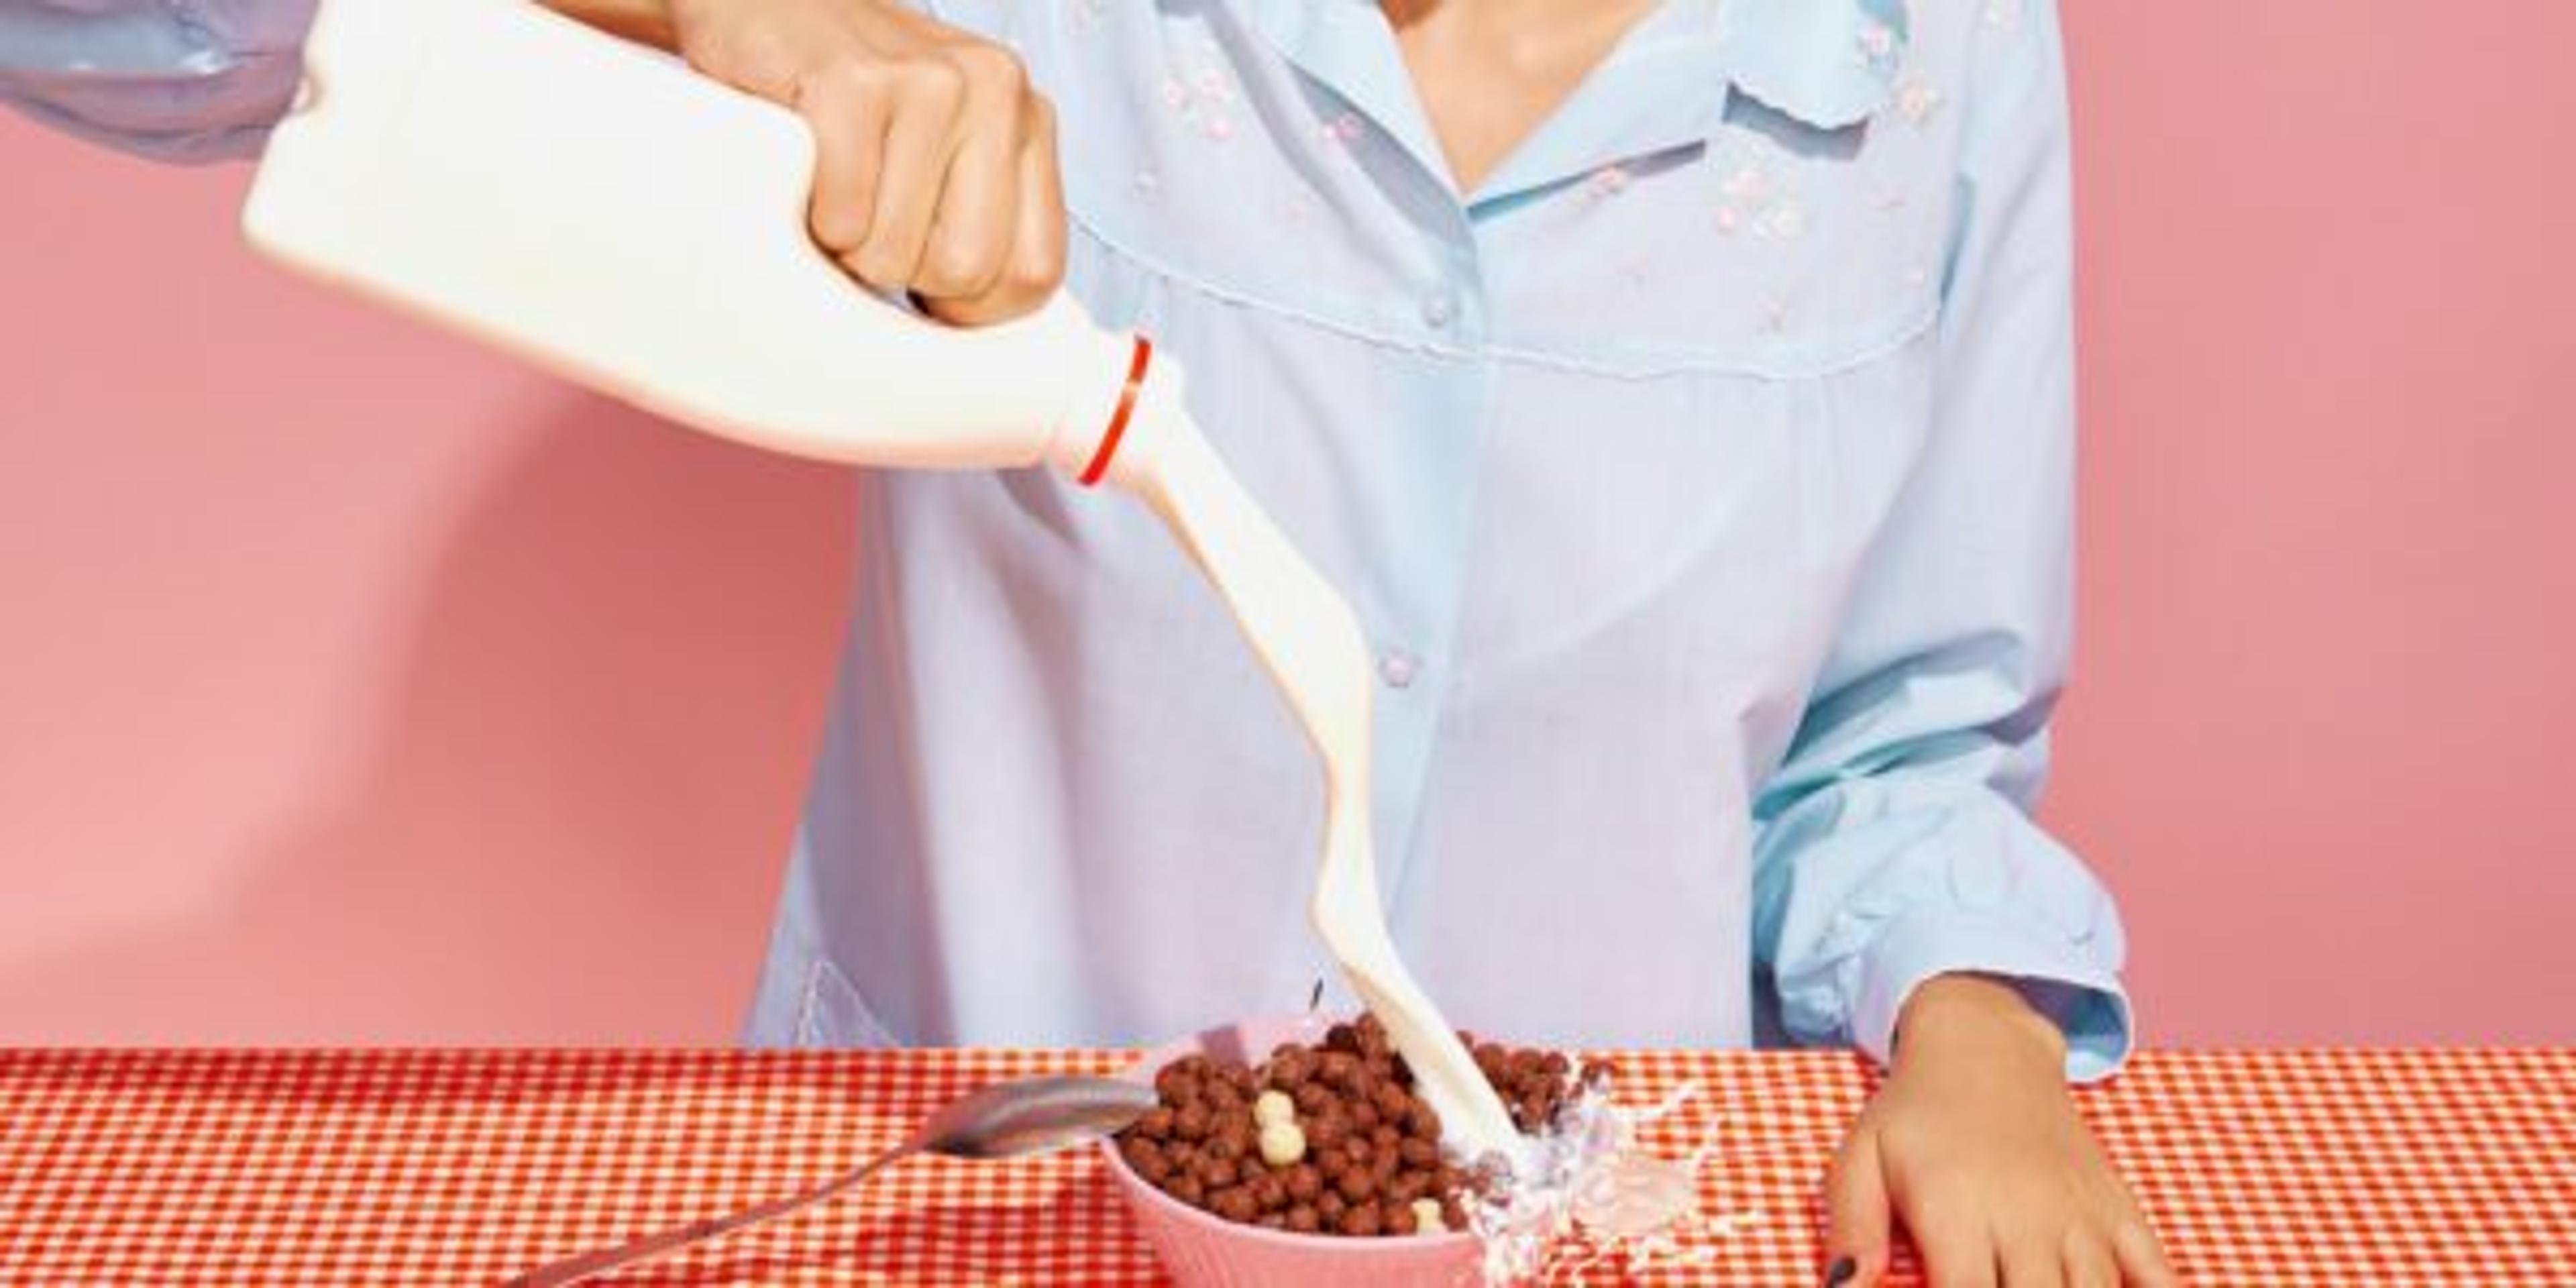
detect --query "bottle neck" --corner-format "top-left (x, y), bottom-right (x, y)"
top-left (1046, 331), bottom-right (1186, 498)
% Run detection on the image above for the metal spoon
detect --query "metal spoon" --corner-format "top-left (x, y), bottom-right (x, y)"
top-left (500, 1074), bottom-right (1158, 1288)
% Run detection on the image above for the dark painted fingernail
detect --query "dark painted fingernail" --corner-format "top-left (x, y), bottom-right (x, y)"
top-left (1823, 1256), bottom-right (1857, 1287)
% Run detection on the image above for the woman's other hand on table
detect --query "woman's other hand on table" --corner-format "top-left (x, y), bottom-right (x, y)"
top-left (1823, 975), bottom-right (2177, 1287)
top-left (654, 0), bottom-right (1067, 325)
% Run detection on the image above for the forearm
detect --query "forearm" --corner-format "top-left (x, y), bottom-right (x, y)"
top-left (1748, 0), bottom-right (2137, 1083)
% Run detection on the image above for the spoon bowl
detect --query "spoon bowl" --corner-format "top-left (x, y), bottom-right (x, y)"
top-left (920, 1075), bottom-right (1161, 1159)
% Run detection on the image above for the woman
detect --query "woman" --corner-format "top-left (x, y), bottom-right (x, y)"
top-left (3, 0), bottom-right (2174, 1282)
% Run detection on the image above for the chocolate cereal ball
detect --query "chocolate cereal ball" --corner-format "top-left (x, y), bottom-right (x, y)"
top-left (1112, 1015), bottom-right (1596, 1238)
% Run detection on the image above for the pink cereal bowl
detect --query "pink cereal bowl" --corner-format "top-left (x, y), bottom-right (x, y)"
top-left (1099, 1013), bottom-right (1491, 1288)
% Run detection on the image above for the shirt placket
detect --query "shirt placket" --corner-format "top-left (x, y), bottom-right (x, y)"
top-left (1232, 0), bottom-right (1737, 964)
top-left (1364, 220), bottom-right (1494, 940)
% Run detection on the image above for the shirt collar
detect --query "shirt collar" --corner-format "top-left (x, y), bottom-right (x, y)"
top-left (1237, 0), bottom-right (1907, 208)
top-left (1723, 0), bottom-right (1911, 131)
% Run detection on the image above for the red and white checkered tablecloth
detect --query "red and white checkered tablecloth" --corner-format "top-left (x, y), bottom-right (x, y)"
top-left (0, 1047), bottom-right (2566, 1285)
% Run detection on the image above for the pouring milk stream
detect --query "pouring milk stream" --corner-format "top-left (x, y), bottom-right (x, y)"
top-left (246, 0), bottom-right (1528, 1169)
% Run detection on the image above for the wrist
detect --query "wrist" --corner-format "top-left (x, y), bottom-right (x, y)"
top-left (1892, 973), bottom-right (2068, 1075)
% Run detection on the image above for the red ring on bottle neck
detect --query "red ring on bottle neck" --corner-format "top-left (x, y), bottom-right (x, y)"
top-left (1077, 334), bottom-right (1155, 488)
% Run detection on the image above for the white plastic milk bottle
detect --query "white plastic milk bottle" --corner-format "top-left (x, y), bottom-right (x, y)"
top-left (244, 0), bottom-right (1164, 488)
top-left (244, 0), bottom-right (1530, 1167)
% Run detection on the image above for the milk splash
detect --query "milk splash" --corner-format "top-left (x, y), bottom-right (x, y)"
top-left (1466, 1073), bottom-right (1760, 1285)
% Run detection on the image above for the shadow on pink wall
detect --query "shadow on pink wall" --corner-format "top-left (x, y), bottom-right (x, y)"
top-left (0, 393), bottom-right (850, 1044)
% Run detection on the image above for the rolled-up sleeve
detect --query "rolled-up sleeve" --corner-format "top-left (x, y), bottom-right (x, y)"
top-left (0, 0), bottom-right (313, 162)
top-left (1750, 0), bottom-right (2133, 1083)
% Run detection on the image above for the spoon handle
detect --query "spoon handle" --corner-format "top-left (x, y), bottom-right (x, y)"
top-left (499, 1138), bottom-right (920, 1288)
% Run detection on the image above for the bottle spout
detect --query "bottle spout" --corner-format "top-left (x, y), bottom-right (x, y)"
top-left (1074, 333), bottom-right (1156, 488)
top-left (1043, 319), bottom-right (1188, 498)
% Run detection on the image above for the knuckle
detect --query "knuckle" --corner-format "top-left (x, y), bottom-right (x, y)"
top-left (900, 56), bottom-right (969, 106)
top-left (950, 43), bottom-right (1028, 94)
top-left (993, 270), bottom-right (1057, 311)
top-left (804, 56), bottom-right (891, 109)
top-left (2114, 1218), bottom-right (2171, 1267)
top-left (851, 245), bottom-right (910, 288)
top-left (810, 201), bottom-right (872, 252)
top-left (928, 244), bottom-right (1000, 294)
top-left (692, 34), bottom-right (794, 97)
top-left (722, 28), bottom-right (789, 73)
top-left (2061, 1225), bottom-right (2113, 1265)
top-left (1013, 240), bottom-right (1067, 292)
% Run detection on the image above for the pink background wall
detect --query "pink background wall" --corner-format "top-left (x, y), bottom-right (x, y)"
top-left (3, 3), bottom-right (2570, 1047)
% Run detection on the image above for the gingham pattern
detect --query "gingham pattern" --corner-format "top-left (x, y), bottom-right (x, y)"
top-left (0, 1049), bottom-right (2566, 1285)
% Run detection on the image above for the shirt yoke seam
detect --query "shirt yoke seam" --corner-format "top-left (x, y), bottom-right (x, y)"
top-left (1069, 211), bottom-right (1939, 382)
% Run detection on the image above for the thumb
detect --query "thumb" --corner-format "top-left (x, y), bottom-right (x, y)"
top-left (1822, 1126), bottom-right (1894, 1286)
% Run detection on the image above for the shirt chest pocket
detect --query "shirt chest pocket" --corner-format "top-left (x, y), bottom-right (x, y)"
top-left (1485, 101), bottom-right (1953, 382)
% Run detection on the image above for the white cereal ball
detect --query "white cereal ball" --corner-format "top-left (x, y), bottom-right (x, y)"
top-left (1256, 1119), bottom-right (1307, 1168)
top-left (1252, 1089), bottom-right (1297, 1128)
top-left (1412, 1197), bottom-right (1447, 1234)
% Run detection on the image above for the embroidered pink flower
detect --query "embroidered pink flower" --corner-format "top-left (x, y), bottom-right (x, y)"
top-left (1894, 72), bottom-right (1944, 126)
top-left (1854, 19), bottom-right (1901, 74)
top-left (1161, 53), bottom-right (1242, 143)
top-left (1710, 141), bottom-right (1806, 241)
top-left (1318, 112), bottom-right (1364, 146)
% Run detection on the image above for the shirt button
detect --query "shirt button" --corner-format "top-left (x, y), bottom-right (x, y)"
top-left (1378, 649), bottom-right (1421, 690)
top-left (1420, 294), bottom-right (1456, 329)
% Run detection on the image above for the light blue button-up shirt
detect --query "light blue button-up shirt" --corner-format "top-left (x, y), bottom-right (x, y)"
top-left (5, 0), bottom-right (2134, 1079)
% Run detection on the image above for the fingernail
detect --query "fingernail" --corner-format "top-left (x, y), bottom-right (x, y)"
top-left (1822, 1256), bottom-right (1857, 1287)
